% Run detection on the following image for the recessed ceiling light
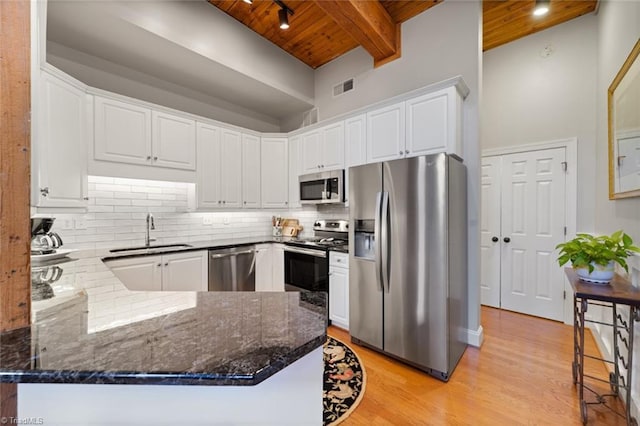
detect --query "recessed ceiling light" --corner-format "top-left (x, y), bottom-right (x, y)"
top-left (243, 0), bottom-right (252, 3)
top-left (533, 0), bottom-right (550, 16)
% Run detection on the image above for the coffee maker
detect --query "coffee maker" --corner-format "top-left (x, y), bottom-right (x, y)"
top-left (31, 217), bottom-right (63, 255)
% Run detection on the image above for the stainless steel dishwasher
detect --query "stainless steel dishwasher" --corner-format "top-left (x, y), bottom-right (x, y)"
top-left (208, 246), bottom-right (256, 291)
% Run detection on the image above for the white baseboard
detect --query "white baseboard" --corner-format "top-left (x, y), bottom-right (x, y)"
top-left (465, 325), bottom-right (484, 347)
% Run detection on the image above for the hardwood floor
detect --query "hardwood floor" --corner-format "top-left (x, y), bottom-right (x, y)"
top-left (328, 306), bottom-right (627, 425)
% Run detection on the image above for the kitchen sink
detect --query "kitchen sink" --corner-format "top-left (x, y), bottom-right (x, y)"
top-left (109, 243), bottom-right (192, 253)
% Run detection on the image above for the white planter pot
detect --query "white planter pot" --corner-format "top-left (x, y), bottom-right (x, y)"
top-left (575, 261), bottom-right (615, 284)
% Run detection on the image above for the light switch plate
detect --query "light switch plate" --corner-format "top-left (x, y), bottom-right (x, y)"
top-left (203, 216), bottom-right (213, 225)
top-left (223, 217), bottom-right (230, 225)
top-left (74, 218), bottom-right (87, 230)
top-left (60, 219), bottom-right (74, 230)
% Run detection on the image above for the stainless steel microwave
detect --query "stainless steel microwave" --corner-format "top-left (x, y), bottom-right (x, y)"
top-left (299, 170), bottom-right (344, 204)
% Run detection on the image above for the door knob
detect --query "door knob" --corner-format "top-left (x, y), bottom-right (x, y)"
top-left (491, 237), bottom-right (499, 242)
top-left (504, 237), bottom-right (511, 243)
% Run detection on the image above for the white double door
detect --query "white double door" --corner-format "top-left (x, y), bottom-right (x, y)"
top-left (481, 147), bottom-right (567, 321)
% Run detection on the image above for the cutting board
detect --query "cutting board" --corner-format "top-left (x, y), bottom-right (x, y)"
top-left (282, 219), bottom-right (302, 237)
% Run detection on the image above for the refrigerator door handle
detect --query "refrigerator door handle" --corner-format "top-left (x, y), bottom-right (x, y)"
top-left (381, 191), bottom-right (390, 293)
top-left (374, 191), bottom-right (384, 292)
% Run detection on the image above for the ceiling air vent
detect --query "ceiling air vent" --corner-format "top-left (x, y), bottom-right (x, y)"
top-left (333, 78), bottom-right (354, 97)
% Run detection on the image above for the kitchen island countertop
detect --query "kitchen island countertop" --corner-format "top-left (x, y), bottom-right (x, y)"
top-left (0, 236), bottom-right (327, 386)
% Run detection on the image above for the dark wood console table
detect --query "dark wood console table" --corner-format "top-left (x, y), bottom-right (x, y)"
top-left (566, 268), bottom-right (640, 425)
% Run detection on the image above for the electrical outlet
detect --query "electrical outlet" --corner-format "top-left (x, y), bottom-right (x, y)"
top-left (203, 216), bottom-right (213, 225)
top-left (74, 218), bottom-right (87, 230)
top-left (223, 217), bottom-right (230, 225)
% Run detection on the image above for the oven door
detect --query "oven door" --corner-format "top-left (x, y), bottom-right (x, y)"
top-left (284, 246), bottom-right (328, 292)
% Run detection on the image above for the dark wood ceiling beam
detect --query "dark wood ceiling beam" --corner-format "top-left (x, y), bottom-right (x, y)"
top-left (312, 0), bottom-right (400, 67)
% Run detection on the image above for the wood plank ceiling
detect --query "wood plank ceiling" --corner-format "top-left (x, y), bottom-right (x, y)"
top-left (209, 1), bottom-right (598, 69)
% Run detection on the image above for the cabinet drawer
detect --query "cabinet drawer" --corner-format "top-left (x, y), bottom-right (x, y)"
top-left (329, 252), bottom-right (348, 268)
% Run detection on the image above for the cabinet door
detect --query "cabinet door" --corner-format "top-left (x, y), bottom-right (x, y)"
top-left (94, 96), bottom-right (152, 166)
top-left (196, 123), bottom-right (222, 209)
top-left (105, 255), bottom-right (162, 291)
top-left (288, 136), bottom-right (301, 208)
top-left (35, 71), bottom-right (88, 208)
top-left (162, 251), bottom-right (208, 292)
top-left (261, 138), bottom-right (289, 208)
top-left (406, 88), bottom-right (457, 157)
top-left (271, 244), bottom-right (285, 292)
top-left (329, 266), bottom-right (349, 330)
top-left (321, 122), bottom-right (345, 171)
top-left (366, 102), bottom-right (405, 163)
top-left (220, 129), bottom-right (243, 208)
top-left (255, 244), bottom-right (273, 292)
top-left (152, 111), bottom-right (196, 170)
top-left (242, 134), bottom-right (261, 208)
top-left (345, 114), bottom-right (367, 168)
top-left (300, 131), bottom-right (321, 174)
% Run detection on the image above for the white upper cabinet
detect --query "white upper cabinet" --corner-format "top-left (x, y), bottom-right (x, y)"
top-left (405, 86), bottom-right (463, 158)
top-left (196, 123), bottom-right (222, 209)
top-left (242, 134), bottom-right (261, 209)
top-left (152, 111), bottom-right (196, 170)
top-left (261, 137), bottom-right (289, 208)
top-left (196, 123), bottom-right (242, 209)
top-left (94, 96), bottom-right (196, 170)
top-left (94, 96), bottom-right (152, 166)
top-left (33, 70), bottom-right (88, 209)
top-left (300, 122), bottom-right (345, 174)
top-left (345, 114), bottom-right (367, 168)
top-left (366, 102), bottom-right (405, 163)
top-left (288, 135), bottom-right (302, 208)
top-left (220, 129), bottom-right (242, 208)
top-left (301, 131), bottom-right (321, 173)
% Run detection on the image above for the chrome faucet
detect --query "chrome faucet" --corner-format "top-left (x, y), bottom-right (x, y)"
top-left (145, 213), bottom-right (156, 247)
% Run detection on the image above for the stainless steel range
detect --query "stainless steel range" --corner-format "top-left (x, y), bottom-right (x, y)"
top-left (283, 220), bottom-right (348, 293)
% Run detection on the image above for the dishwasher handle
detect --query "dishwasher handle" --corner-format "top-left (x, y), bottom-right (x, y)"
top-left (210, 249), bottom-right (255, 259)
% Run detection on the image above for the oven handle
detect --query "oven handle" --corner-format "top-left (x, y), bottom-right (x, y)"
top-left (284, 246), bottom-right (327, 258)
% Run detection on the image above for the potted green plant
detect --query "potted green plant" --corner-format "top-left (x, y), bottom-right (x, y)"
top-left (556, 230), bottom-right (640, 284)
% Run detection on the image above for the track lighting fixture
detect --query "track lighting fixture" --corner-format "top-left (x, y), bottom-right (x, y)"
top-left (274, 0), bottom-right (293, 30)
top-left (533, 0), bottom-right (550, 16)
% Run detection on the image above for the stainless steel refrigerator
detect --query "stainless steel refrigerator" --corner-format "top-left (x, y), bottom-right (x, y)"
top-left (348, 152), bottom-right (468, 382)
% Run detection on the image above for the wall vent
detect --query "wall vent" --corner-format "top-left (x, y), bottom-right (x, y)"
top-left (302, 108), bottom-right (319, 127)
top-left (333, 78), bottom-right (354, 97)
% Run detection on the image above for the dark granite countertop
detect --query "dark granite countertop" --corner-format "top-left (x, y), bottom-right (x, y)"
top-left (1, 237), bottom-right (327, 386)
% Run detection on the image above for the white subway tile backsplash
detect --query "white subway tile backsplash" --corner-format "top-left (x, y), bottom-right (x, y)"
top-left (52, 176), bottom-right (343, 250)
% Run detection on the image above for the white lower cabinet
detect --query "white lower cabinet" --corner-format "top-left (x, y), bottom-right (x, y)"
top-left (106, 251), bottom-right (207, 292)
top-left (255, 244), bottom-right (273, 292)
top-left (255, 244), bottom-right (285, 292)
top-left (271, 244), bottom-right (285, 292)
top-left (329, 252), bottom-right (349, 330)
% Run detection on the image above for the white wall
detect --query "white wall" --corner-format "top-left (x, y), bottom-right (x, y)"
top-left (48, 43), bottom-right (282, 133)
top-left (482, 14), bottom-right (598, 232)
top-left (594, 0), bottom-right (640, 419)
top-left (313, 0), bottom-right (483, 342)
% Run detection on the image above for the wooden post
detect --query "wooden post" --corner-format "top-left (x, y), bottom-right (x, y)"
top-left (0, 0), bottom-right (31, 419)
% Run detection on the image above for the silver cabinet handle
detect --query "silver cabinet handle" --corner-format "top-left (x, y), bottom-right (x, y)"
top-left (153, 156), bottom-right (158, 161)
top-left (164, 262), bottom-right (168, 266)
top-left (223, 201), bottom-right (226, 204)
top-left (405, 150), bottom-right (409, 154)
top-left (157, 263), bottom-right (162, 267)
top-left (147, 156), bottom-right (151, 160)
top-left (40, 187), bottom-right (49, 197)
top-left (399, 151), bottom-right (403, 155)
top-left (244, 201), bottom-right (247, 205)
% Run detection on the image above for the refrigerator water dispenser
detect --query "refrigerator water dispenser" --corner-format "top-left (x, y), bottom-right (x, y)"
top-left (354, 219), bottom-right (375, 260)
